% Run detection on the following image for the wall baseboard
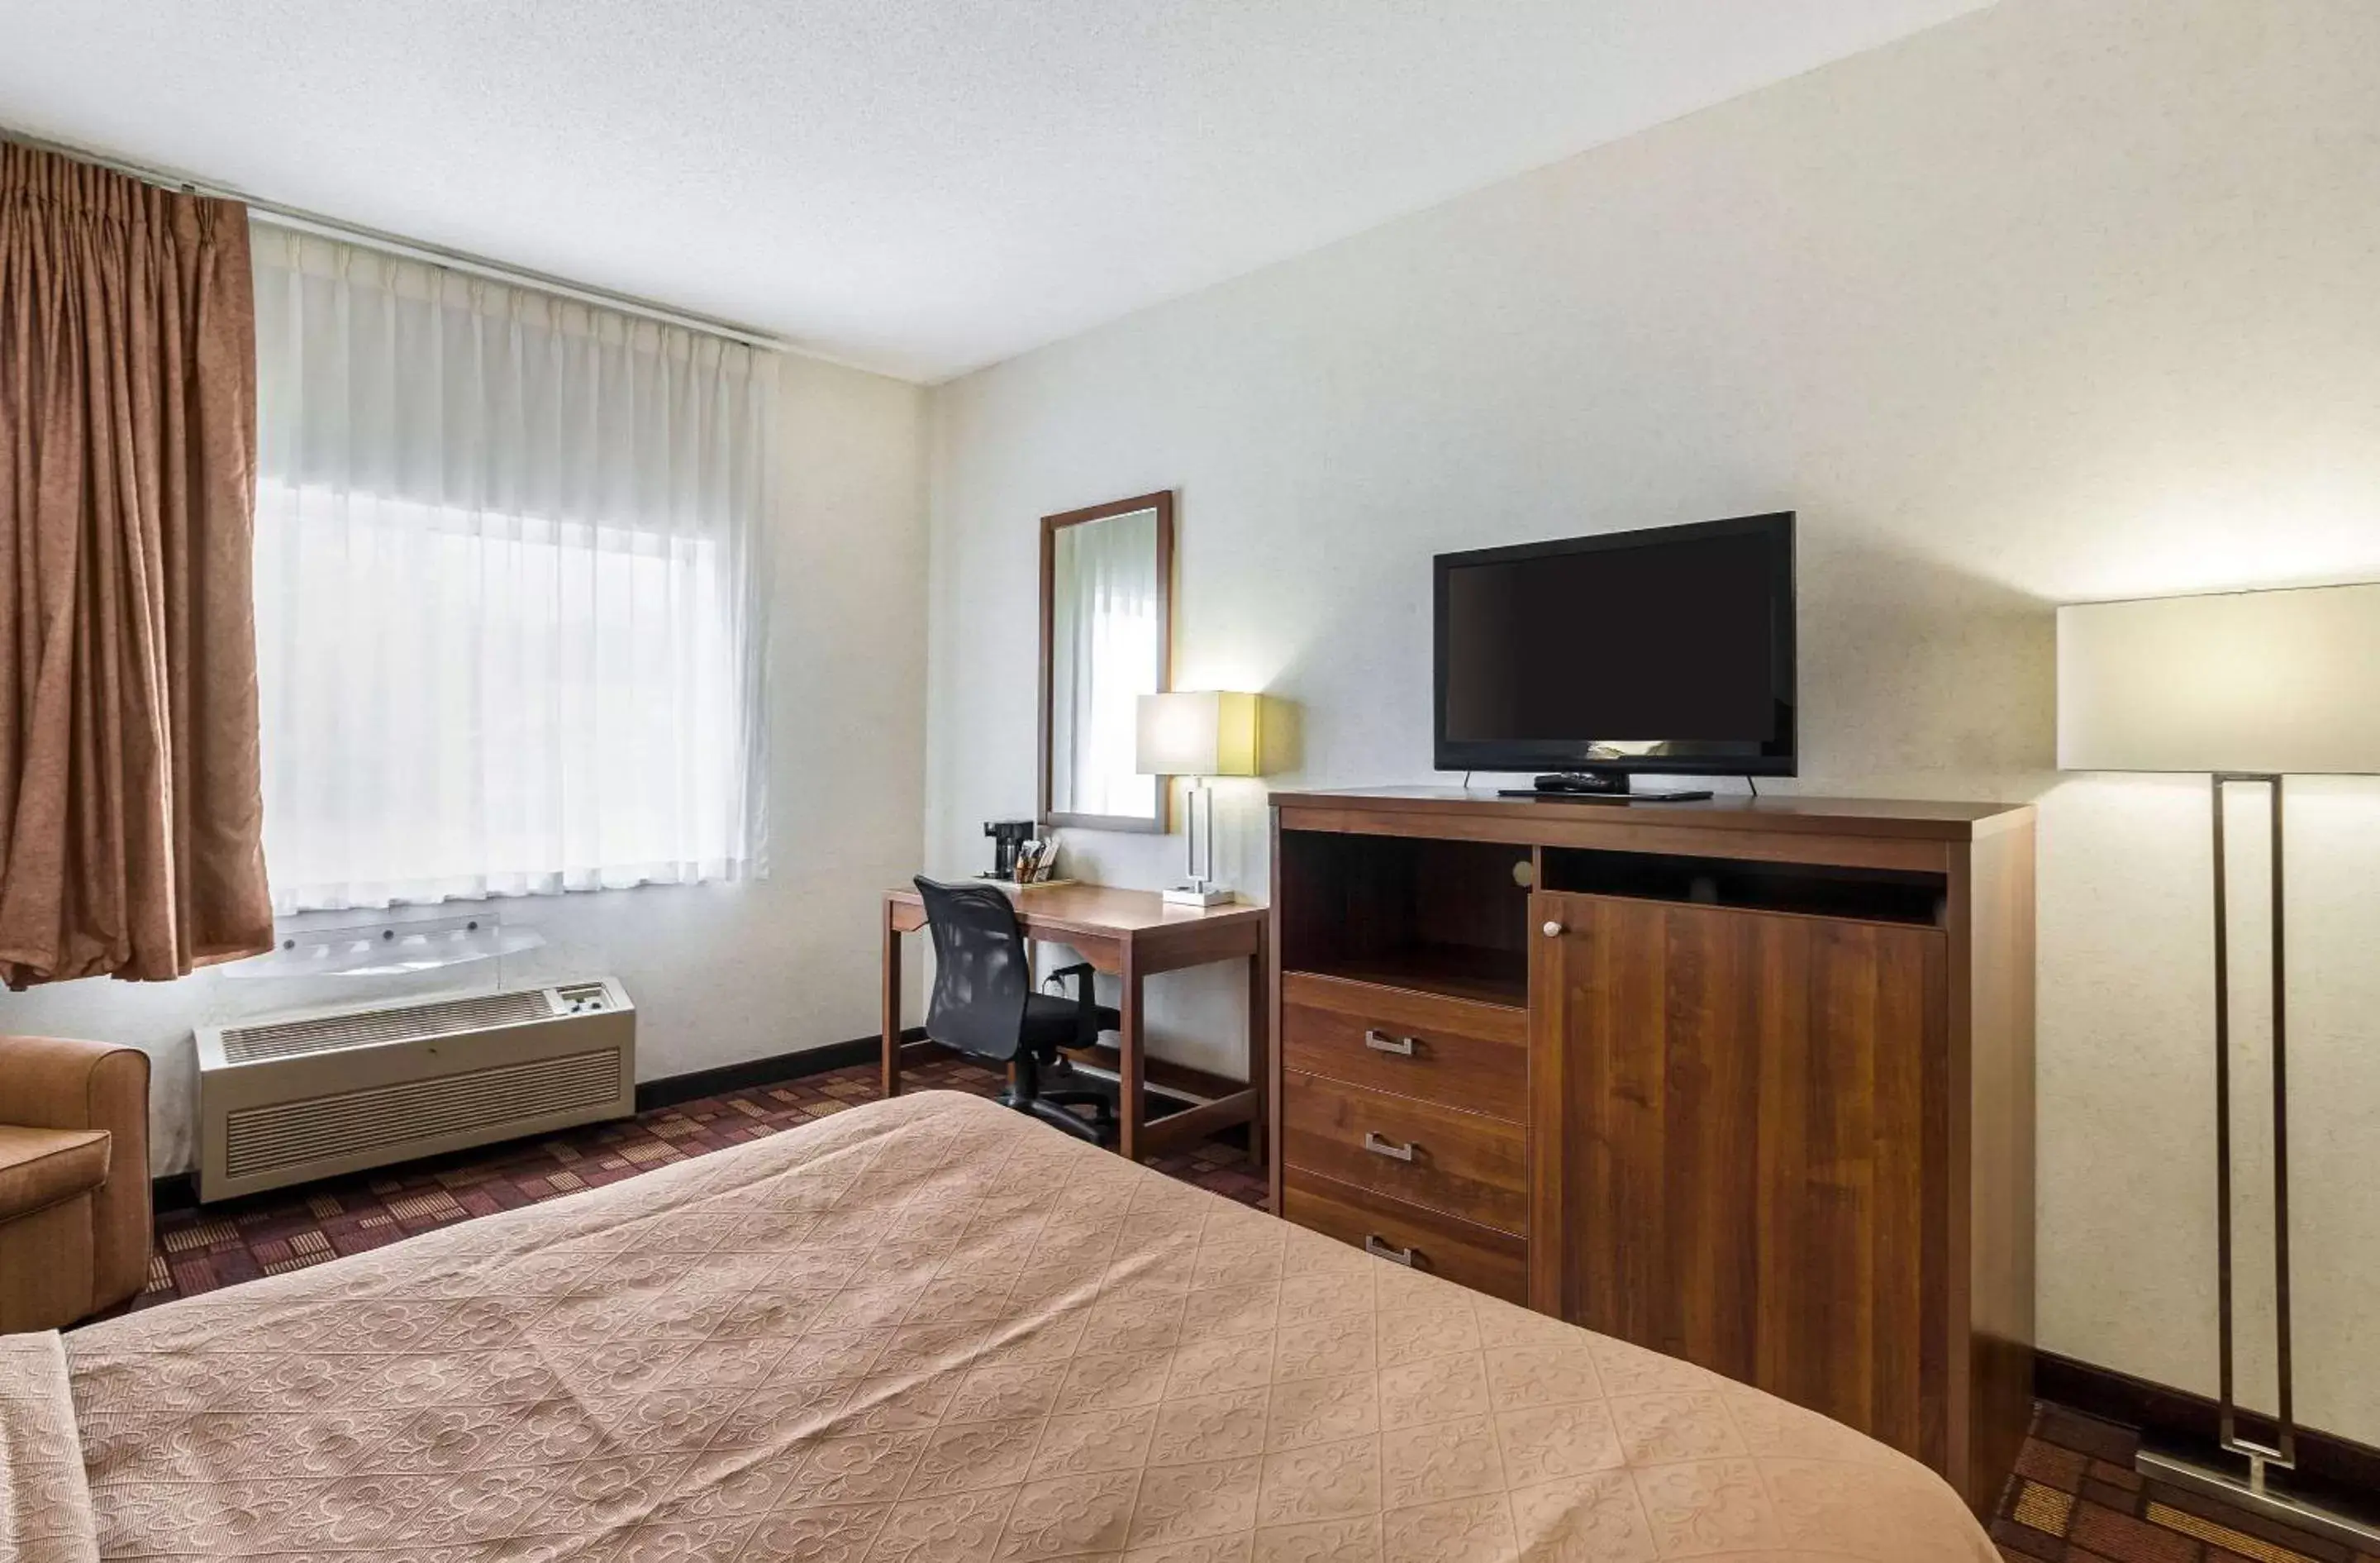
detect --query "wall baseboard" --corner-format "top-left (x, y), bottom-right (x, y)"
top-left (2038, 1349), bottom-right (2380, 1498)
top-left (153, 1028), bottom-right (928, 1211)
top-left (632, 1029), bottom-right (924, 1112)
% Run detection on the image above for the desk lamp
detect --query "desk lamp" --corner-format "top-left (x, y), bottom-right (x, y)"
top-left (1135, 691), bottom-right (1260, 908)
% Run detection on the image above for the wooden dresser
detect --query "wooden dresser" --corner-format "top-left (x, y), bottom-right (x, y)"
top-left (1267, 786), bottom-right (2034, 1517)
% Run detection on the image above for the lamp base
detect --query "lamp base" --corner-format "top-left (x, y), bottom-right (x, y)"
top-left (2135, 1445), bottom-right (2380, 1550)
top-left (1162, 884), bottom-right (1235, 908)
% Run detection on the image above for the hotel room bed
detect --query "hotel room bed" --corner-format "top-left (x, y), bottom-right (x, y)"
top-left (6, 1089), bottom-right (1996, 1561)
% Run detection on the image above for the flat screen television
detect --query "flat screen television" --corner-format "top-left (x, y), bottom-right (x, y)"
top-left (1433, 512), bottom-right (1796, 789)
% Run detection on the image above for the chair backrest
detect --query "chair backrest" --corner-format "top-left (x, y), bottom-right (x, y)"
top-left (914, 875), bottom-right (1031, 1062)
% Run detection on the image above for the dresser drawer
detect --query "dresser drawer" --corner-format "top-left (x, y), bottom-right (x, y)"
top-left (1280, 971), bottom-right (1528, 1122)
top-left (1282, 1070), bottom-right (1527, 1234)
top-left (1283, 1169), bottom-right (1527, 1305)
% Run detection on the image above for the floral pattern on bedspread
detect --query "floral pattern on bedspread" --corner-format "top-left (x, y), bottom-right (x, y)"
top-left (63, 1089), bottom-right (1996, 1561)
top-left (1, 1331), bottom-right (100, 1563)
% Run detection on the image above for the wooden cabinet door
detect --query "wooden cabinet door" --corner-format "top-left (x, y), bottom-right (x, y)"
top-left (1529, 889), bottom-right (1948, 1461)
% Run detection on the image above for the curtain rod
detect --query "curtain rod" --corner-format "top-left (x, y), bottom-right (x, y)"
top-left (4, 127), bottom-right (785, 350)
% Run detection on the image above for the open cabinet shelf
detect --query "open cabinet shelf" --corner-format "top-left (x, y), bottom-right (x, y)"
top-left (1274, 830), bottom-right (1534, 1009)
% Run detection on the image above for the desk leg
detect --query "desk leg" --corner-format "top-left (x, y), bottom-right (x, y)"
top-left (881, 917), bottom-right (902, 1099)
top-left (1118, 953), bottom-right (1145, 1161)
top-left (1247, 931), bottom-right (1270, 1173)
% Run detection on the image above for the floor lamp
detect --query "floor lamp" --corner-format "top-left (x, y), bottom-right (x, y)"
top-left (2059, 581), bottom-right (2380, 1549)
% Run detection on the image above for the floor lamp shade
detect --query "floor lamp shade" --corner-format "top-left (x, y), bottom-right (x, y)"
top-left (2058, 582), bottom-right (2380, 774)
top-left (2057, 578), bottom-right (2380, 1548)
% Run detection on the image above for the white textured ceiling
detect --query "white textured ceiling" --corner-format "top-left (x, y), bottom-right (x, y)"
top-left (0, 1), bottom-right (1992, 380)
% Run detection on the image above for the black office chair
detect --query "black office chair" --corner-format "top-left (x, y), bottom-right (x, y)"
top-left (913, 875), bottom-right (1120, 1146)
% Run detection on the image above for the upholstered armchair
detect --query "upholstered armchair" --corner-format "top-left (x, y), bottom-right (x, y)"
top-left (0, 1036), bottom-right (152, 1332)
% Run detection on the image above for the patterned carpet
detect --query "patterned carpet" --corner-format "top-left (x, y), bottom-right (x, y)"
top-left (140, 1053), bottom-right (1264, 1308)
top-left (136, 1052), bottom-right (2364, 1563)
top-left (1999, 1404), bottom-right (2378, 1563)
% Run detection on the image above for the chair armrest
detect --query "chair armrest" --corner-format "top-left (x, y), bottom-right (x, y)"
top-left (1044, 964), bottom-right (1103, 1051)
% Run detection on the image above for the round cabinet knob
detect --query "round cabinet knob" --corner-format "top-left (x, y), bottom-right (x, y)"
top-left (1542, 920), bottom-right (1565, 937)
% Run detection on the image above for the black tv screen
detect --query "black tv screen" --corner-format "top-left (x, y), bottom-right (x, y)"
top-left (1433, 513), bottom-right (1796, 776)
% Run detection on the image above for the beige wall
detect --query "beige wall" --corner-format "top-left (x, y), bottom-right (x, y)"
top-left (2, 351), bottom-right (931, 1179)
top-left (926, 0), bottom-right (2380, 1439)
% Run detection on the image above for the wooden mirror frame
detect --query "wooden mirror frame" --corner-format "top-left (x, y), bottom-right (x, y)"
top-left (1039, 490), bottom-right (1175, 833)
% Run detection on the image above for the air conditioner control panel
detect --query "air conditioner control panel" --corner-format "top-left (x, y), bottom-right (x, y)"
top-left (555, 982), bottom-right (614, 1015)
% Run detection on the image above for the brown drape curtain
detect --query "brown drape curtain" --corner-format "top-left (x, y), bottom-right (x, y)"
top-left (0, 142), bottom-right (272, 988)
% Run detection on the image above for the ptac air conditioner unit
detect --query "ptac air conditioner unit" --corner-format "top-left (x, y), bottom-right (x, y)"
top-left (196, 980), bottom-right (635, 1202)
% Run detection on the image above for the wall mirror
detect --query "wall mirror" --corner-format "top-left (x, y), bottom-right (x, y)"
top-left (1040, 491), bottom-right (1173, 832)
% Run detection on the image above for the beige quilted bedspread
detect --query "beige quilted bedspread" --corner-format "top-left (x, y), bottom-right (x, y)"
top-left (0, 1333), bottom-right (99, 1563)
top-left (55, 1089), bottom-right (1995, 1561)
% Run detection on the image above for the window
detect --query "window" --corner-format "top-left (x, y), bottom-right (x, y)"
top-left (251, 231), bottom-right (769, 913)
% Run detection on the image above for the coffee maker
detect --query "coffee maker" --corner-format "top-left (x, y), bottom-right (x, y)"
top-left (983, 819), bottom-right (1037, 881)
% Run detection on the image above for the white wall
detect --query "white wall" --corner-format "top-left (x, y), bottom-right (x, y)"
top-left (1, 351), bottom-right (929, 1177)
top-left (926, 0), bottom-right (2380, 1440)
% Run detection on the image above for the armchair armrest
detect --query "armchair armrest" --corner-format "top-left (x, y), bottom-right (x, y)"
top-left (0, 1036), bottom-right (149, 1141)
top-left (0, 1036), bottom-right (152, 1308)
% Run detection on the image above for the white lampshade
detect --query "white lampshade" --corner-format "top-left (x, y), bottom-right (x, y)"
top-left (1135, 691), bottom-right (1260, 779)
top-left (2058, 582), bottom-right (2380, 774)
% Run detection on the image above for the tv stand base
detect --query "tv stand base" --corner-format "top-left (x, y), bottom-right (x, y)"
top-left (1496, 770), bottom-right (1716, 803)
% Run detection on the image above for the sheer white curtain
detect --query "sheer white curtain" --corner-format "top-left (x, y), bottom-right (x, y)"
top-left (1050, 510), bottom-right (1160, 819)
top-left (251, 229), bottom-right (770, 914)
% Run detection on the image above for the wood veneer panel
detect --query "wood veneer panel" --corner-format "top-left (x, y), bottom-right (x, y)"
top-left (1278, 803), bottom-right (1954, 872)
top-left (1288, 948), bottom-right (1527, 1009)
top-left (1280, 970), bottom-right (1529, 1123)
top-left (1283, 1169), bottom-right (1528, 1304)
top-left (1273, 785), bottom-right (2028, 838)
top-left (883, 882), bottom-right (1264, 941)
top-left (1532, 890), bottom-right (1946, 1467)
top-left (1281, 1070), bottom-right (1527, 1233)
top-left (1271, 789), bottom-right (2034, 1519)
top-left (1957, 819), bottom-right (2038, 1509)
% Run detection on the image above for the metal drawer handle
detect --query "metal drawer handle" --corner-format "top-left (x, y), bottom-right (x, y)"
top-left (1363, 1131), bottom-right (1417, 1163)
top-left (1364, 1235), bottom-right (1419, 1266)
top-left (1363, 1029), bottom-right (1417, 1056)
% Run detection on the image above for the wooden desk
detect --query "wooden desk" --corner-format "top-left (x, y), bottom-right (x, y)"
top-left (882, 884), bottom-right (1269, 1164)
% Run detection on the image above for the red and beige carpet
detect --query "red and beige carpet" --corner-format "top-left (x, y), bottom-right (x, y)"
top-left (137, 1054), bottom-right (2364, 1563)
top-left (140, 1054), bottom-right (1263, 1304)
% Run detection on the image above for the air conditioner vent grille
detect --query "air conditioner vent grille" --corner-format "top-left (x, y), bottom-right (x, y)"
top-left (223, 1049), bottom-right (624, 1183)
top-left (221, 990), bottom-right (553, 1063)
